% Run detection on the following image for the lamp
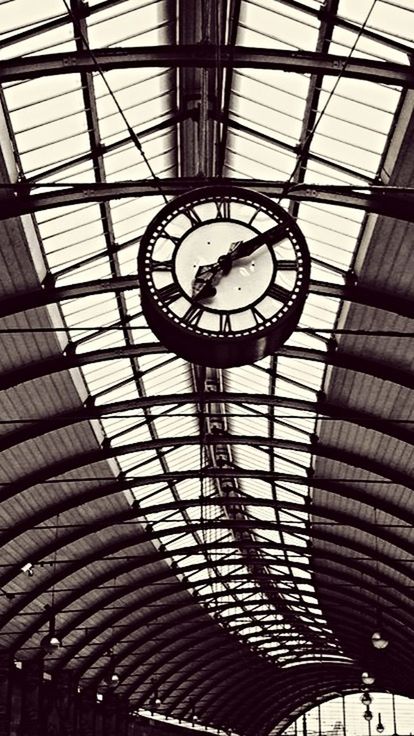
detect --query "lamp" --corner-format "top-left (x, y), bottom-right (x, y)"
top-left (104, 669), bottom-right (120, 688)
top-left (41, 609), bottom-right (61, 653)
top-left (362, 671), bottom-right (375, 686)
top-left (150, 680), bottom-right (162, 708)
top-left (104, 652), bottom-right (120, 688)
top-left (371, 510), bottom-right (389, 650)
top-left (361, 692), bottom-right (372, 705)
top-left (376, 713), bottom-right (385, 733)
top-left (371, 630), bottom-right (389, 650)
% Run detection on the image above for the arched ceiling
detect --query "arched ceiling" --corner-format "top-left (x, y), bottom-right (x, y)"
top-left (0, 1), bottom-right (413, 735)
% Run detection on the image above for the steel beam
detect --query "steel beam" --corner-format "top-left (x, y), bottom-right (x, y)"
top-left (2, 180), bottom-right (414, 221)
top-left (0, 276), bottom-right (411, 321)
top-left (0, 391), bottom-right (412, 472)
top-left (8, 525), bottom-right (413, 655)
top-left (2, 467), bottom-right (413, 603)
top-left (0, 341), bottom-right (411, 391)
top-left (0, 434), bottom-right (412, 509)
top-left (56, 565), bottom-right (407, 688)
top-left (0, 47), bottom-right (412, 86)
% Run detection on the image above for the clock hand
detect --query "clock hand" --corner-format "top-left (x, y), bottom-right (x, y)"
top-left (192, 222), bottom-right (288, 300)
top-left (227, 221), bottom-right (288, 261)
top-left (191, 263), bottom-right (220, 299)
top-left (191, 252), bottom-right (236, 300)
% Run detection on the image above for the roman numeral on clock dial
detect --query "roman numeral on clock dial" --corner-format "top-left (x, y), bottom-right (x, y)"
top-left (152, 259), bottom-right (173, 272)
top-left (268, 283), bottom-right (290, 304)
top-left (215, 199), bottom-right (230, 219)
top-left (160, 231), bottom-right (180, 245)
top-left (251, 306), bottom-right (264, 325)
top-left (183, 304), bottom-right (203, 327)
top-left (219, 313), bottom-right (232, 333)
top-left (182, 206), bottom-right (201, 226)
top-left (157, 282), bottom-right (182, 305)
top-left (277, 260), bottom-right (297, 270)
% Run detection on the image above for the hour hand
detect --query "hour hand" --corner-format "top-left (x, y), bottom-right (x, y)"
top-left (191, 263), bottom-right (219, 300)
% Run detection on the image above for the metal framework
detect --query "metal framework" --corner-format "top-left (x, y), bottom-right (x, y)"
top-left (0, 1), bottom-right (413, 735)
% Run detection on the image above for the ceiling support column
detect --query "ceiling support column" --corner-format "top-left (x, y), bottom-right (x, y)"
top-left (178, 0), bottom-right (225, 177)
top-left (20, 659), bottom-right (43, 736)
top-left (0, 650), bottom-right (13, 736)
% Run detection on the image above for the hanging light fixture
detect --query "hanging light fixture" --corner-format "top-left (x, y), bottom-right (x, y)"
top-left (376, 713), bottom-right (385, 733)
top-left (362, 671), bottom-right (375, 686)
top-left (150, 680), bottom-right (162, 708)
top-left (104, 652), bottom-right (120, 688)
top-left (361, 692), bottom-right (372, 705)
top-left (364, 708), bottom-right (373, 722)
top-left (371, 510), bottom-right (389, 651)
top-left (371, 629), bottom-right (389, 650)
top-left (41, 609), bottom-right (62, 653)
top-left (41, 516), bottom-right (62, 653)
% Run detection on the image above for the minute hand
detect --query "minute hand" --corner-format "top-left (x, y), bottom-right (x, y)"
top-left (230, 221), bottom-right (288, 261)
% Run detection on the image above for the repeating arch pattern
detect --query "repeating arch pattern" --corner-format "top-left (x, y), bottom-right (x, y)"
top-left (0, 2), bottom-right (413, 735)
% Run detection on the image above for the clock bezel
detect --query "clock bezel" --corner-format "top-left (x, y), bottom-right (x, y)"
top-left (138, 185), bottom-right (310, 367)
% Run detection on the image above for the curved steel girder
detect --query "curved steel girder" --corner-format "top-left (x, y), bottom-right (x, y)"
top-left (74, 571), bottom-right (349, 695)
top-left (54, 541), bottom-right (407, 677)
top-left (1, 391), bottom-right (413, 456)
top-left (311, 585), bottom-right (413, 661)
top-left (0, 434), bottom-right (412, 519)
top-left (67, 555), bottom-right (414, 698)
top-left (1, 47), bottom-right (413, 85)
top-left (7, 541), bottom-right (406, 687)
top-left (57, 574), bottom-right (314, 685)
top-left (142, 646), bottom-right (347, 728)
top-left (8, 513), bottom-right (414, 660)
top-left (3, 465), bottom-right (414, 588)
top-left (3, 179), bottom-right (414, 222)
top-left (62, 562), bottom-right (413, 700)
top-left (0, 342), bottom-right (412, 393)
top-left (170, 661), bottom-right (357, 735)
top-left (119, 631), bottom-right (251, 709)
top-left (4, 490), bottom-right (414, 614)
top-left (0, 277), bottom-right (411, 321)
top-left (4, 480), bottom-right (414, 637)
top-left (34, 556), bottom-right (408, 728)
top-left (0, 434), bottom-right (411, 515)
top-left (2, 459), bottom-right (414, 582)
top-left (118, 628), bottom-right (240, 704)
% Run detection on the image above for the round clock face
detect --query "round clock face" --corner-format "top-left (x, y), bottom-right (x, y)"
top-left (138, 186), bottom-right (310, 367)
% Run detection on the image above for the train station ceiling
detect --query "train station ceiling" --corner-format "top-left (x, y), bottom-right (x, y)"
top-left (0, 0), bottom-right (413, 734)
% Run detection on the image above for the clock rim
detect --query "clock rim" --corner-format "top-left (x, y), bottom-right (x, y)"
top-left (138, 185), bottom-right (310, 367)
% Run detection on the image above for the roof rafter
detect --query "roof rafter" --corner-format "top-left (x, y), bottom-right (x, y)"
top-left (3, 179), bottom-right (414, 221)
top-left (1, 47), bottom-right (412, 85)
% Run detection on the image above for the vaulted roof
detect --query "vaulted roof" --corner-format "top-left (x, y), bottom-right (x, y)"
top-left (0, 2), bottom-right (413, 735)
